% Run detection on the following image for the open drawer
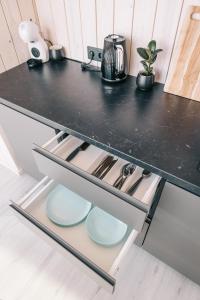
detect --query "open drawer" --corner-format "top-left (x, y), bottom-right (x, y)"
top-left (32, 131), bottom-right (163, 231)
top-left (10, 177), bottom-right (139, 293)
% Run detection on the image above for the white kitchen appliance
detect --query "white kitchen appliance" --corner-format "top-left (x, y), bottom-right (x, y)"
top-left (19, 20), bottom-right (49, 63)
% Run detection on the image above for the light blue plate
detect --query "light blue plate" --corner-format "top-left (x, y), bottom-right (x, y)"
top-left (46, 185), bottom-right (92, 226)
top-left (86, 207), bottom-right (128, 246)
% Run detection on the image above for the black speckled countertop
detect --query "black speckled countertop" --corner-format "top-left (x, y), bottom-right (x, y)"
top-left (0, 59), bottom-right (200, 196)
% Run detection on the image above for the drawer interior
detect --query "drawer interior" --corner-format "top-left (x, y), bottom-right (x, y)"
top-left (11, 179), bottom-right (138, 292)
top-left (39, 132), bottom-right (161, 208)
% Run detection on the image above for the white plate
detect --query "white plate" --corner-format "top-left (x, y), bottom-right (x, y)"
top-left (86, 207), bottom-right (128, 246)
top-left (46, 185), bottom-right (92, 226)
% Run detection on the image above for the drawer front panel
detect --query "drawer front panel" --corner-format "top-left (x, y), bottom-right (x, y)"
top-left (33, 149), bottom-right (147, 231)
top-left (10, 179), bottom-right (139, 293)
top-left (10, 202), bottom-right (115, 292)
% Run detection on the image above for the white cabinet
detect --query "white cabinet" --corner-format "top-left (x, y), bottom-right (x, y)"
top-left (0, 104), bottom-right (55, 179)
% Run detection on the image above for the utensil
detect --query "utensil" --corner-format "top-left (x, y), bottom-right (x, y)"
top-left (101, 34), bottom-right (128, 82)
top-left (113, 163), bottom-right (136, 190)
top-left (91, 155), bottom-right (113, 177)
top-left (126, 170), bottom-right (151, 196)
top-left (65, 141), bottom-right (90, 162)
top-left (164, 6), bottom-right (200, 102)
top-left (47, 185), bottom-right (92, 226)
top-left (99, 157), bottom-right (118, 179)
top-left (86, 207), bottom-right (127, 246)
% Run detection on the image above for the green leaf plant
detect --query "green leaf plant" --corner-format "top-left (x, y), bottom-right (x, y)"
top-left (137, 40), bottom-right (163, 76)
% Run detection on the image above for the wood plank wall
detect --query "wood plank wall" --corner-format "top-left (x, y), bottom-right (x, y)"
top-left (0, 0), bottom-right (199, 83)
top-left (0, 0), bottom-right (38, 73)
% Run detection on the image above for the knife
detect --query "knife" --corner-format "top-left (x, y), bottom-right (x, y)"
top-left (99, 158), bottom-right (118, 179)
top-left (65, 141), bottom-right (90, 162)
top-left (92, 155), bottom-right (114, 177)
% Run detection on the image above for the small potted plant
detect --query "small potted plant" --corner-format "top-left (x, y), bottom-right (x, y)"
top-left (136, 40), bottom-right (162, 91)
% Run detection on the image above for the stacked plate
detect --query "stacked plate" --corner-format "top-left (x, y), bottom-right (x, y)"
top-left (47, 185), bottom-right (92, 226)
top-left (47, 185), bottom-right (127, 246)
top-left (86, 207), bottom-right (127, 246)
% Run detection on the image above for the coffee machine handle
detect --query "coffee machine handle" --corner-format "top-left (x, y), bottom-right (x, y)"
top-left (115, 44), bottom-right (124, 73)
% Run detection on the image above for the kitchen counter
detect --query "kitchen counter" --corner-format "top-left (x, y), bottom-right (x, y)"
top-left (0, 58), bottom-right (200, 196)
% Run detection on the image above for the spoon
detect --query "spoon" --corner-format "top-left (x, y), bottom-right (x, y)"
top-left (113, 163), bottom-right (136, 190)
top-left (126, 169), bottom-right (151, 196)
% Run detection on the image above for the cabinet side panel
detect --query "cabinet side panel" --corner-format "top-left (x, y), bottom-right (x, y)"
top-left (143, 182), bottom-right (200, 285)
top-left (0, 105), bottom-right (55, 179)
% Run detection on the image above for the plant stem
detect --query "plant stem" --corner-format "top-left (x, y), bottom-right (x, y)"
top-left (147, 62), bottom-right (152, 75)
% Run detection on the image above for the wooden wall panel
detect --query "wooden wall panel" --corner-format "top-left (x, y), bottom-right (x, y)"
top-left (50, 0), bottom-right (70, 57)
top-left (17, 0), bottom-right (38, 24)
top-left (80, 0), bottom-right (97, 63)
top-left (96, 0), bottom-right (114, 49)
top-left (152, 0), bottom-right (184, 83)
top-left (0, 4), bottom-right (19, 70)
top-left (114, 0), bottom-right (134, 71)
top-left (64, 0), bottom-right (83, 61)
top-left (1, 0), bottom-right (29, 63)
top-left (0, 0), bottom-right (199, 83)
top-left (129, 0), bottom-right (157, 76)
top-left (0, 0), bottom-right (37, 71)
top-left (34, 0), bottom-right (56, 43)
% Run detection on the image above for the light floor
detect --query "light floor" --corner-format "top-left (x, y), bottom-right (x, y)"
top-left (0, 164), bottom-right (200, 300)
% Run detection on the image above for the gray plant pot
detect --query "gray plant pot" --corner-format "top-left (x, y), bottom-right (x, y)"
top-left (136, 72), bottom-right (155, 91)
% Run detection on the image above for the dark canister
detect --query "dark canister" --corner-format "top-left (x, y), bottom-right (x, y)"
top-left (49, 44), bottom-right (65, 61)
top-left (136, 72), bottom-right (155, 91)
top-left (101, 34), bottom-right (128, 82)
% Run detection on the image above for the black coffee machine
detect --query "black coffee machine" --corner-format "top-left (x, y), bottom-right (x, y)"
top-left (101, 34), bottom-right (128, 82)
